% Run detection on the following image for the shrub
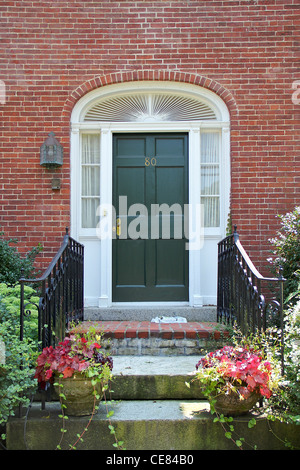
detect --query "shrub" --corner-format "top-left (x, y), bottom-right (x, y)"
top-left (0, 293), bottom-right (38, 438)
top-left (268, 206), bottom-right (300, 303)
top-left (0, 231), bottom-right (42, 285)
top-left (262, 299), bottom-right (300, 431)
top-left (0, 283), bottom-right (40, 342)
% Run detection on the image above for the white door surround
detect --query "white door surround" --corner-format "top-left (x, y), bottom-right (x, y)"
top-left (70, 81), bottom-right (230, 308)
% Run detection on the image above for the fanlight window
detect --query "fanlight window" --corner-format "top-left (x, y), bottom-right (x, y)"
top-left (84, 93), bottom-right (217, 122)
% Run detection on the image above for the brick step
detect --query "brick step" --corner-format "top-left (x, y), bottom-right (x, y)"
top-left (75, 320), bottom-right (229, 356)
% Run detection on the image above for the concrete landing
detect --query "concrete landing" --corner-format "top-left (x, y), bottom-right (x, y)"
top-left (84, 306), bottom-right (216, 322)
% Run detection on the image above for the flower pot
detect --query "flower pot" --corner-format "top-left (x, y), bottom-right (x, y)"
top-left (212, 390), bottom-right (260, 416)
top-left (54, 372), bottom-right (103, 416)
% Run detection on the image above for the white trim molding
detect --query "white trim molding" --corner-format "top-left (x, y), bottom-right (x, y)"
top-left (70, 81), bottom-right (230, 308)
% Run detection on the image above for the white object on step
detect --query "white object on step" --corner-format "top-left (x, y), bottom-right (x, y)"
top-left (151, 316), bottom-right (187, 323)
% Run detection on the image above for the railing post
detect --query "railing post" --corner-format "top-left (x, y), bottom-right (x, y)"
top-left (19, 269), bottom-right (25, 418)
top-left (278, 267), bottom-right (285, 375)
top-left (19, 268), bottom-right (25, 342)
top-left (233, 224), bottom-right (239, 242)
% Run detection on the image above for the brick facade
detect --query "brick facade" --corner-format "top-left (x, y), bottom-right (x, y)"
top-left (1, 0), bottom-right (299, 275)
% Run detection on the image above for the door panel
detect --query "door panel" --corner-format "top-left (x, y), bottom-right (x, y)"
top-left (112, 133), bottom-right (188, 302)
top-left (115, 239), bottom-right (146, 286)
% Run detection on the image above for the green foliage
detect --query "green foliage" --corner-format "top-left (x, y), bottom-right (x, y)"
top-left (0, 283), bottom-right (39, 342)
top-left (0, 232), bottom-right (41, 440)
top-left (0, 231), bottom-right (42, 285)
top-left (267, 300), bottom-right (300, 426)
top-left (0, 290), bottom-right (38, 434)
top-left (268, 206), bottom-right (300, 303)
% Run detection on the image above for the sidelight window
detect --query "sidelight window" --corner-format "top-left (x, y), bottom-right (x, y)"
top-left (200, 131), bottom-right (220, 227)
top-left (81, 134), bottom-right (100, 228)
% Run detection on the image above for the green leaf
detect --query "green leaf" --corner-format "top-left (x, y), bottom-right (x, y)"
top-left (248, 418), bottom-right (256, 428)
top-left (225, 432), bottom-right (232, 439)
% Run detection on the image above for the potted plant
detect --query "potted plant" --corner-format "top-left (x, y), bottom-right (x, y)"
top-left (34, 326), bottom-right (113, 416)
top-left (193, 345), bottom-right (278, 416)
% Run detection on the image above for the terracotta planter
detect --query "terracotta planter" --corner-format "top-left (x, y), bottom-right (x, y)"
top-left (212, 390), bottom-right (260, 416)
top-left (54, 372), bottom-right (103, 416)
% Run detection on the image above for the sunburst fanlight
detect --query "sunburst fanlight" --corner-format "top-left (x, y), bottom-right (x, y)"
top-left (84, 93), bottom-right (217, 122)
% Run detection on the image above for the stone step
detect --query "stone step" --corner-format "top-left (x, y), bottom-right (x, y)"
top-left (46, 356), bottom-right (202, 401)
top-left (84, 306), bottom-right (217, 322)
top-left (111, 356), bottom-right (203, 400)
top-left (7, 352), bottom-right (300, 451)
top-left (7, 399), bottom-right (298, 450)
top-left (74, 320), bottom-right (229, 356)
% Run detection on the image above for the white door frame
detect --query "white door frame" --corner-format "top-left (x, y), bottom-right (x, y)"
top-left (70, 82), bottom-right (230, 308)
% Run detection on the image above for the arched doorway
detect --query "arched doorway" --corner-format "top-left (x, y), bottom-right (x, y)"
top-left (70, 80), bottom-right (230, 308)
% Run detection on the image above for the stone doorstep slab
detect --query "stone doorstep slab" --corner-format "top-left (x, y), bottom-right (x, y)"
top-left (110, 356), bottom-right (202, 400)
top-left (112, 355), bottom-right (198, 376)
top-left (74, 320), bottom-right (228, 341)
top-left (7, 401), bottom-right (300, 450)
top-left (84, 306), bottom-right (217, 322)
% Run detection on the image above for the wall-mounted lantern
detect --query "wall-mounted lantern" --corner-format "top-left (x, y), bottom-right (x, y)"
top-left (40, 132), bottom-right (63, 168)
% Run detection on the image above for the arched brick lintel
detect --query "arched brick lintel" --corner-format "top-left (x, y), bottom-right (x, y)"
top-left (62, 70), bottom-right (238, 120)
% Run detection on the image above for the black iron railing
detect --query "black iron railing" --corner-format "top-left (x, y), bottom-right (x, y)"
top-left (20, 228), bottom-right (84, 349)
top-left (217, 226), bottom-right (285, 336)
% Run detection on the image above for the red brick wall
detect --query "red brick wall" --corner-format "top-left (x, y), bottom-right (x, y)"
top-left (0, 0), bottom-right (299, 274)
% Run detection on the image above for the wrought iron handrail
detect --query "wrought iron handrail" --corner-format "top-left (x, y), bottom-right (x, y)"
top-left (20, 228), bottom-right (84, 349)
top-left (217, 226), bottom-right (285, 336)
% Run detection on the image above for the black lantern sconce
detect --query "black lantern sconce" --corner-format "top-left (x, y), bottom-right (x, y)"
top-left (40, 132), bottom-right (63, 169)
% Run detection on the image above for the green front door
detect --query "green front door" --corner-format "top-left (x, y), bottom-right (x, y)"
top-left (112, 133), bottom-right (189, 302)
